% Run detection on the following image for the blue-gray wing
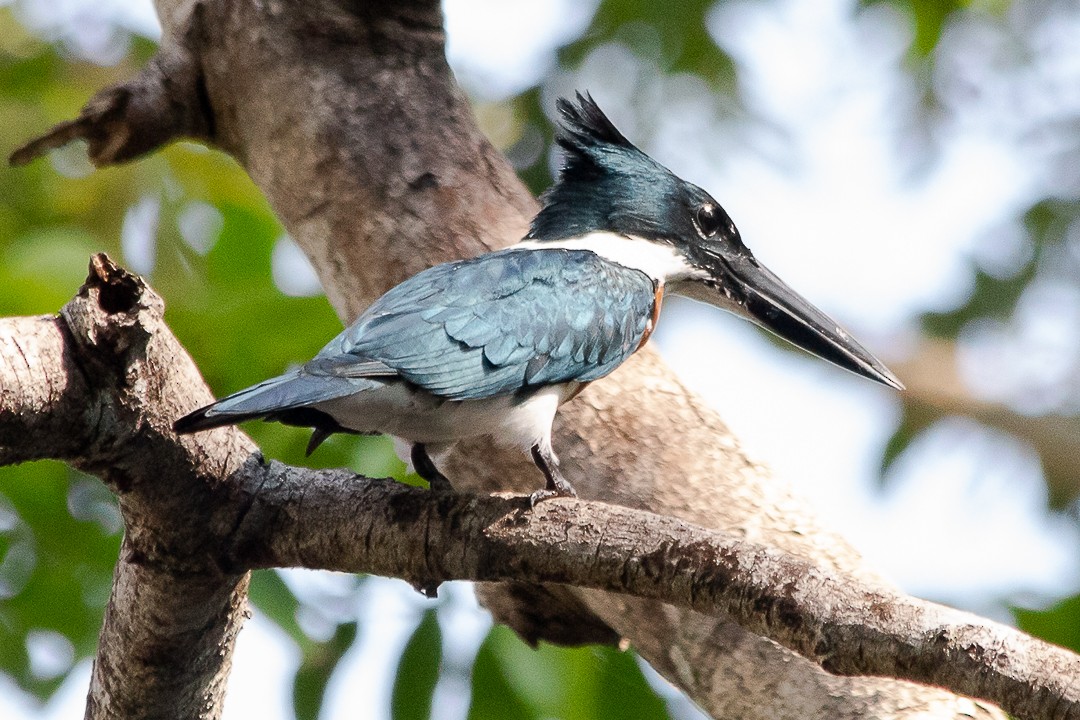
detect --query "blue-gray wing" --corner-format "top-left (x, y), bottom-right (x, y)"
top-left (310, 248), bottom-right (657, 400)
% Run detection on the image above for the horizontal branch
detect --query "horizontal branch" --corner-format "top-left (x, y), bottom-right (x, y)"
top-left (230, 465), bottom-right (1080, 720)
top-left (0, 255), bottom-right (1075, 720)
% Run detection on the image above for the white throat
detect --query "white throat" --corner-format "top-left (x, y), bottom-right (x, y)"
top-left (516, 232), bottom-right (698, 283)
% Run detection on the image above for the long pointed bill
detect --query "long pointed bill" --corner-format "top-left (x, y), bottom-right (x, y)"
top-left (679, 253), bottom-right (904, 390)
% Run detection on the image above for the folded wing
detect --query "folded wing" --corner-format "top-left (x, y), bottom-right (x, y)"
top-left (320, 247), bottom-right (658, 400)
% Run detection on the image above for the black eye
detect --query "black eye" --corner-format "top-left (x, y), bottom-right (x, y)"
top-left (695, 203), bottom-right (723, 238)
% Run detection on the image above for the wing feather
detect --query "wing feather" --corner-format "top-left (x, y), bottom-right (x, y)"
top-left (309, 248), bottom-right (657, 400)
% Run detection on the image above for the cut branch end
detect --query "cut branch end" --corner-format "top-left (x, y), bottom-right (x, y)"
top-left (84, 253), bottom-right (147, 315)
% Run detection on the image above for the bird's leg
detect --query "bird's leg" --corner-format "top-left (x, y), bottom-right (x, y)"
top-left (529, 443), bottom-right (577, 506)
top-left (412, 443), bottom-right (453, 494)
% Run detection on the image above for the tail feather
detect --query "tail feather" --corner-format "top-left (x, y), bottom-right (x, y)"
top-left (173, 404), bottom-right (259, 434)
top-left (173, 370), bottom-right (377, 435)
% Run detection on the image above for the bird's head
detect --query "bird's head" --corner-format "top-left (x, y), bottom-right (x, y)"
top-left (527, 92), bottom-right (903, 390)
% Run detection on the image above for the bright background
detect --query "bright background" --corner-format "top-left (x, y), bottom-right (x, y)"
top-left (2, 0), bottom-right (1080, 718)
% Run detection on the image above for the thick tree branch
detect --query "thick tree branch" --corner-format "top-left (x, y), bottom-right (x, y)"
top-left (0, 261), bottom-right (1074, 720)
top-left (1, 255), bottom-right (254, 719)
top-left (0, 315), bottom-right (93, 464)
top-left (233, 475), bottom-right (1078, 720)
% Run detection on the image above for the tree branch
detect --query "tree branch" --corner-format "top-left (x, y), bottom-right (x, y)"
top-left (234, 476), bottom-right (1078, 720)
top-left (8, 36), bottom-right (210, 167)
top-left (0, 315), bottom-right (93, 464)
top-left (1, 259), bottom-right (1075, 720)
top-left (1, 255), bottom-right (254, 719)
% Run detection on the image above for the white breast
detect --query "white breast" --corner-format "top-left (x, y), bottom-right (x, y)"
top-left (516, 231), bottom-right (698, 283)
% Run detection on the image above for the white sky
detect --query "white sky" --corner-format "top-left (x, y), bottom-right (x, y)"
top-left (4, 0), bottom-right (1080, 718)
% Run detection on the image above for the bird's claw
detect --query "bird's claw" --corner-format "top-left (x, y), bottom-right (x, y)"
top-left (426, 474), bottom-right (455, 495)
top-left (529, 484), bottom-right (577, 508)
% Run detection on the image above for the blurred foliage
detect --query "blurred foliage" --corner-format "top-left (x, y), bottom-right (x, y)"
top-left (0, 462), bottom-right (117, 698)
top-left (920, 200), bottom-right (1077, 340)
top-left (505, 86), bottom-right (555, 198)
top-left (468, 626), bottom-right (670, 720)
top-left (862, 0), bottom-right (1080, 525)
top-left (860, 0), bottom-right (968, 59)
top-left (0, 6), bottom-right (396, 710)
top-left (3, 0), bottom-right (1080, 717)
top-left (507, 0), bottom-right (740, 198)
top-left (0, 12), bottom-right (138, 703)
top-left (1015, 594), bottom-right (1080, 655)
top-left (292, 619), bottom-right (359, 720)
top-left (561, 0), bottom-right (736, 91)
top-left (391, 609), bottom-right (443, 720)
top-left (249, 571), bottom-right (363, 720)
top-left (884, 199), bottom-right (1078, 482)
top-left (879, 405), bottom-right (932, 478)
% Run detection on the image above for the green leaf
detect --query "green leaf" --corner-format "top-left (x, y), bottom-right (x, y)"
top-left (920, 263), bottom-right (1037, 339)
top-left (590, 647), bottom-right (670, 720)
top-left (391, 609), bottom-right (443, 720)
top-left (468, 626), bottom-right (670, 720)
top-left (248, 570), bottom-right (308, 648)
top-left (292, 620), bottom-right (359, 720)
top-left (468, 626), bottom-right (542, 720)
top-left (1014, 594), bottom-right (1080, 654)
top-left (920, 198), bottom-right (1079, 339)
top-left (858, 0), bottom-right (966, 59)
top-left (878, 403), bottom-right (936, 482)
top-left (561, 0), bottom-right (736, 89)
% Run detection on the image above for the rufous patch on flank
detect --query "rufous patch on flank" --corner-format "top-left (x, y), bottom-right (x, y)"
top-left (637, 281), bottom-right (664, 351)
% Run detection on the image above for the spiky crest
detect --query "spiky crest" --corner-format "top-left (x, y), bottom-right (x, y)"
top-left (554, 92), bottom-right (634, 155)
top-left (527, 92), bottom-right (686, 242)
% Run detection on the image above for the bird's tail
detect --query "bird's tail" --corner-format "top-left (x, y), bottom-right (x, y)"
top-left (173, 370), bottom-right (371, 434)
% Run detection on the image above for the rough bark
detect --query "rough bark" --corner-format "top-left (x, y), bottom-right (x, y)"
top-left (2, 258), bottom-right (1073, 720)
top-left (1, 256), bottom-right (255, 719)
top-left (241, 484), bottom-right (1078, 720)
top-left (3, 0), bottom-right (1047, 717)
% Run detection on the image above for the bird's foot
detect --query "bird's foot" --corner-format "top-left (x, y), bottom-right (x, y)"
top-left (412, 443), bottom-right (455, 494)
top-left (529, 442), bottom-right (577, 507)
top-left (426, 473), bottom-right (455, 495)
top-left (529, 483), bottom-right (577, 508)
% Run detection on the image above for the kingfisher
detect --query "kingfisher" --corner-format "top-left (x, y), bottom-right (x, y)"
top-left (175, 93), bottom-right (902, 503)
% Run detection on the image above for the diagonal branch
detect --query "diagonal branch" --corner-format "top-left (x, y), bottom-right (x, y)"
top-left (1, 256), bottom-right (1077, 720)
top-left (2, 255), bottom-right (254, 719)
top-left (234, 474), bottom-right (1080, 720)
